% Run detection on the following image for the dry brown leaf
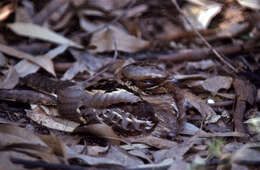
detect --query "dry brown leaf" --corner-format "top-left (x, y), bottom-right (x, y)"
top-left (0, 52), bottom-right (7, 67)
top-left (15, 45), bottom-right (67, 77)
top-left (62, 49), bottom-right (105, 80)
top-left (201, 76), bottom-right (233, 95)
top-left (232, 144), bottom-right (260, 165)
top-left (74, 124), bottom-right (122, 145)
top-left (0, 151), bottom-right (37, 170)
top-left (39, 135), bottom-right (67, 160)
top-left (153, 135), bottom-right (197, 162)
top-left (183, 90), bottom-right (220, 123)
top-left (90, 26), bottom-right (150, 53)
top-left (66, 144), bottom-right (144, 168)
top-left (0, 43), bottom-right (55, 76)
top-left (237, 0), bottom-right (260, 10)
top-left (142, 94), bottom-right (180, 136)
top-left (127, 135), bottom-right (177, 149)
top-left (186, 59), bottom-right (215, 71)
top-left (0, 124), bottom-right (47, 147)
top-left (85, 145), bottom-right (109, 156)
top-left (0, 67), bottom-right (19, 89)
top-left (183, 1), bottom-right (222, 29)
top-left (84, 0), bottom-right (131, 11)
top-left (7, 23), bottom-right (83, 48)
top-left (26, 105), bottom-right (80, 132)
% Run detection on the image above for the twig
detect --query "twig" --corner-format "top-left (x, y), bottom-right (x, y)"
top-left (157, 43), bottom-right (248, 62)
top-left (171, 0), bottom-right (238, 73)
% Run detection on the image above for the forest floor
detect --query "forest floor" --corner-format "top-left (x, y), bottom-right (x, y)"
top-left (0, 0), bottom-right (260, 169)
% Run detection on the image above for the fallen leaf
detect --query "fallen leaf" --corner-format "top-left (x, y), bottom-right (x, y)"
top-left (74, 124), bottom-right (122, 145)
top-left (153, 135), bottom-right (197, 162)
top-left (169, 159), bottom-right (190, 170)
top-left (186, 59), bottom-right (215, 71)
top-left (183, 1), bottom-right (222, 29)
top-left (201, 76), bottom-right (233, 95)
top-left (0, 52), bottom-right (7, 67)
top-left (90, 26), bottom-right (150, 53)
top-left (39, 135), bottom-right (67, 160)
top-left (7, 23), bottom-right (83, 48)
top-left (26, 105), bottom-right (80, 132)
top-left (183, 89), bottom-right (221, 123)
top-left (66, 145), bottom-right (143, 168)
top-left (232, 143), bottom-right (260, 165)
top-left (0, 67), bottom-right (19, 89)
top-left (127, 135), bottom-right (177, 149)
top-left (233, 78), bottom-right (256, 133)
top-left (134, 158), bottom-right (173, 169)
top-left (62, 49), bottom-right (104, 80)
top-left (0, 151), bottom-right (37, 170)
top-left (15, 45), bottom-right (68, 77)
top-left (237, 0), bottom-right (260, 10)
top-left (0, 43), bottom-right (55, 76)
top-left (0, 124), bottom-right (47, 147)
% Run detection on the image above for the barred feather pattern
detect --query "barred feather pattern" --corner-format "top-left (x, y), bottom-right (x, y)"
top-left (83, 89), bottom-right (141, 108)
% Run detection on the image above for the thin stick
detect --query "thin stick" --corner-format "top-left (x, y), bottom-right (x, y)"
top-left (171, 0), bottom-right (238, 73)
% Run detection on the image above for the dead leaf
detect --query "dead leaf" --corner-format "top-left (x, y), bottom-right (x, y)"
top-left (169, 159), bottom-right (190, 170)
top-left (66, 145), bottom-right (143, 168)
top-left (0, 151), bottom-right (37, 170)
top-left (142, 94), bottom-right (181, 136)
top-left (0, 52), bottom-right (7, 67)
top-left (135, 159), bottom-right (174, 170)
top-left (153, 135), bottom-right (197, 162)
top-left (62, 49), bottom-right (104, 80)
top-left (201, 76), bottom-right (233, 95)
top-left (90, 26), bottom-right (150, 53)
top-left (127, 135), bottom-right (177, 149)
top-left (39, 135), bottom-right (67, 160)
top-left (237, 0), bottom-right (260, 10)
top-left (233, 78), bottom-right (256, 133)
top-left (0, 43), bottom-right (55, 76)
top-left (26, 105), bottom-right (80, 132)
top-left (85, 145), bottom-right (109, 156)
top-left (15, 45), bottom-right (68, 77)
top-left (84, 0), bottom-right (131, 11)
top-left (186, 59), bottom-right (215, 71)
top-left (183, 89), bottom-right (221, 123)
top-left (0, 124), bottom-right (47, 147)
top-left (232, 143), bottom-right (260, 165)
top-left (74, 124), bottom-right (122, 145)
top-left (7, 23), bottom-right (83, 48)
top-left (183, 2), bottom-right (222, 29)
top-left (0, 67), bottom-right (19, 89)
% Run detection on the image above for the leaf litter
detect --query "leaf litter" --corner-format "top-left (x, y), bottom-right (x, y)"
top-left (0, 0), bottom-right (259, 169)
